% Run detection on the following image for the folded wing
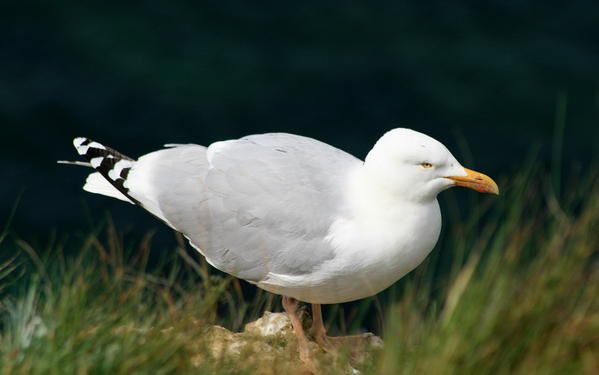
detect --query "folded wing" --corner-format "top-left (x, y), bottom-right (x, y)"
top-left (72, 134), bottom-right (361, 284)
top-left (191, 133), bottom-right (361, 282)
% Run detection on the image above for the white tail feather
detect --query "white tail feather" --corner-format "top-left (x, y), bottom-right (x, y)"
top-left (65, 137), bottom-right (208, 232)
top-left (83, 172), bottom-right (133, 203)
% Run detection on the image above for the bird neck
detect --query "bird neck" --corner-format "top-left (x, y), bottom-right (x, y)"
top-left (324, 166), bottom-right (442, 293)
top-left (349, 165), bottom-right (438, 215)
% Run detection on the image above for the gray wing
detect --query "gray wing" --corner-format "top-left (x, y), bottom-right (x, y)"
top-left (191, 133), bottom-right (361, 282)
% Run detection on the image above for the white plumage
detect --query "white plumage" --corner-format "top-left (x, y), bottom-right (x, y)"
top-left (66, 129), bottom-right (498, 304)
top-left (83, 172), bottom-right (131, 203)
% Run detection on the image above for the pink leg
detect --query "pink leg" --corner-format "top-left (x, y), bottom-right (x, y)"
top-left (282, 296), bottom-right (313, 367)
top-left (310, 303), bottom-right (332, 350)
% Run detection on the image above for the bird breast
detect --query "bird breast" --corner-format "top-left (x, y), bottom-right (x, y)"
top-left (266, 199), bottom-right (442, 304)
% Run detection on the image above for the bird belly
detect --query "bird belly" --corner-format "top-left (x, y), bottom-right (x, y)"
top-left (257, 201), bottom-right (442, 304)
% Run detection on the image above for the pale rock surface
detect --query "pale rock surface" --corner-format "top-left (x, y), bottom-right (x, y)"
top-left (191, 311), bottom-right (383, 374)
top-left (244, 311), bottom-right (293, 336)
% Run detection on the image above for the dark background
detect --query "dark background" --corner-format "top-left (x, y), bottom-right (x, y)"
top-left (1, 1), bottom-right (598, 237)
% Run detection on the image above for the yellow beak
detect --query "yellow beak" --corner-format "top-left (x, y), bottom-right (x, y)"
top-left (446, 168), bottom-right (499, 195)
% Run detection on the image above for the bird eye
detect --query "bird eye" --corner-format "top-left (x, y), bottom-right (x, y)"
top-left (420, 162), bottom-right (433, 169)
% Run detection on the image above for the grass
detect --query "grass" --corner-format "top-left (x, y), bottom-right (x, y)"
top-left (379, 168), bottom-right (598, 374)
top-left (0, 167), bottom-right (597, 374)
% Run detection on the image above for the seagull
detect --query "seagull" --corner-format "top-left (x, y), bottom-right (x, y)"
top-left (62, 128), bottom-right (498, 361)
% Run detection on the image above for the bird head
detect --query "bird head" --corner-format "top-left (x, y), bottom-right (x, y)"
top-left (364, 128), bottom-right (499, 202)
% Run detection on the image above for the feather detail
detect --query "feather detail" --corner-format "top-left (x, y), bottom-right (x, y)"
top-left (72, 137), bottom-right (136, 200)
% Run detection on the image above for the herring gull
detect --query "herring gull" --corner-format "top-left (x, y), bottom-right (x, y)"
top-left (63, 128), bottom-right (499, 361)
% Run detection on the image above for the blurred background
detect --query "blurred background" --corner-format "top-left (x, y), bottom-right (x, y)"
top-left (1, 5), bottom-right (597, 370)
top-left (1, 1), bottom-right (598, 238)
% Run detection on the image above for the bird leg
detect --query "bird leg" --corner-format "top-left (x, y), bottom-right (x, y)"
top-left (282, 296), bottom-right (313, 367)
top-left (310, 303), bottom-right (332, 350)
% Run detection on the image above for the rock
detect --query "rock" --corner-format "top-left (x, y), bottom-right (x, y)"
top-left (192, 311), bottom-right (383, 374)
top-left (244, 311), bottom-right (293, 336)
top-left (206, 325), bottom-right (244, 357)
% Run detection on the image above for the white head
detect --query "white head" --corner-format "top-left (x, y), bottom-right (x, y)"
top-left (364, 128), bottom-right (498, 202)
